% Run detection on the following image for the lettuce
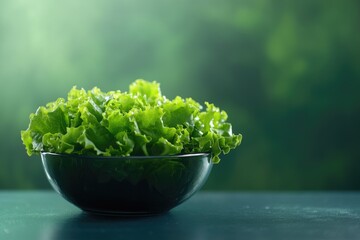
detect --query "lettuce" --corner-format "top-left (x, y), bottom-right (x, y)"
top-left (21, 80), bottom-right (242, 163)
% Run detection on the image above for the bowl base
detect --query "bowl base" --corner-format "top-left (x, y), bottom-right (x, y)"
top-left (82, 208), bottom-right (168, 217)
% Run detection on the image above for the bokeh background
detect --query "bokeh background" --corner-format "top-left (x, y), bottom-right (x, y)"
top-left (1, 0), bottom-right (359, 190)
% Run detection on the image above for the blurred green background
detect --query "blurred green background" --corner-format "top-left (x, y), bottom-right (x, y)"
top-left (1, 0), bottom-right (359, 190)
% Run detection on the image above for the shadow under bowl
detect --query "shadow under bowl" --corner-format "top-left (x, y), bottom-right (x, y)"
top-left (41, 152), bottom-right (212, 216)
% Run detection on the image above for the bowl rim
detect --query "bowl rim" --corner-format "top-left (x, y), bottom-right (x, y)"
top-left (40, 151), bottom-right (211, 160)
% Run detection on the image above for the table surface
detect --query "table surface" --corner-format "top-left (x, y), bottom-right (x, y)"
top-left (1, 191), bottom-right (360, 240)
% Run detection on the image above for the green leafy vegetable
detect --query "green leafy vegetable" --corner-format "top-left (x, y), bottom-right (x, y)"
top-left (21, 80), bottom-right (242, 163)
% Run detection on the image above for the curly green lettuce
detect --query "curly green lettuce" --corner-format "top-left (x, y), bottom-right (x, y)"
top-left (21, 80), bottom-right (242, 163)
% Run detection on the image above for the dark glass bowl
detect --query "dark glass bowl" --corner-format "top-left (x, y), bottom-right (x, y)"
top-left (41, 152), bottom-right (212, 216)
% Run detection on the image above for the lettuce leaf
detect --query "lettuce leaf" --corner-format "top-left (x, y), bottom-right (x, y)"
top-left (21, 79), bottom-right (242, 163)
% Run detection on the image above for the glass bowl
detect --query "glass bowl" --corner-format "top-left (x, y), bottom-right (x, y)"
top-left (41, 152), bottom-right (212, 216)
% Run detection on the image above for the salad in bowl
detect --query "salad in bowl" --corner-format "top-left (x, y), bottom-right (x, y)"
top-left (21, 80), bottom-right (242, 215)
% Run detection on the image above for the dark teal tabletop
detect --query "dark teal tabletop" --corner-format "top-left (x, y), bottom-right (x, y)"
top-left (1, 191), bottom-right (360, 240)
